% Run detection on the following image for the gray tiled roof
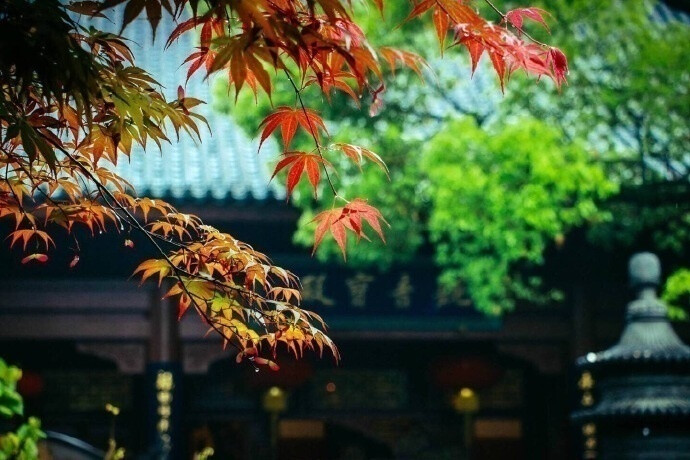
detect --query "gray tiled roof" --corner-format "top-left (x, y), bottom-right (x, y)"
top-left (82, 9), bottom-right (284, 201)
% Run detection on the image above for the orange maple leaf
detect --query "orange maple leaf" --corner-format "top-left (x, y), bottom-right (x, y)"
top-left (333, 143), bottom-right (389, 177)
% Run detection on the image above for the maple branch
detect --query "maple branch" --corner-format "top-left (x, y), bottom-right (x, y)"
top-left (482, 0), bottom-right (505, 19)
top-left (283, 69), bottom-right (339, 198)
top-left (39, 146), bottom-right (243, 292)
top-left (91, 189), bottom-right (290, 324)
top-left (3, 163), bottom-right (27, 217)
top-left (30, 186), bottom-right (73, 228)
top-left (42, 139), bottom-right (309, 361)
top-left (92, 188), bottom-right (129, 230)
top-left (481, 0), bottom-right (549, 48)
top-left (42, 140), bottom-right (249, 352)
top-left (2, 153), bottom-right (73, 228)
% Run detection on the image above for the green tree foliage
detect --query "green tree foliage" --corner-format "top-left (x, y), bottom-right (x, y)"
top-left (290, 116), bottom-right (615, 316)
top-left (662, 268), bottom-right (690, 321)
top-left (0, 358), bottom-right (45, 460)
top-left (423, 118), bottom-right (614, 314)
top-left (508, 0), bottom-right (689, 170)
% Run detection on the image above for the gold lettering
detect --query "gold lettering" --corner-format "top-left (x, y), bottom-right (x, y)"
top-left (158, 405), bottom-right (171, 417)
top-left (346, 273), bottom-right (374, 308)
top-left (392, 274), bottom-right (414, 309)
top-left (437, 283), bottom-right (472, 308)
top-left (578, 372), bottom-right (594, 390)
top-left (301, 274), bottom-right (335, 306)
top-left (157, 390), bottom-right (172, 405)
top-left (156, 371), bottom-right (174, 391)
top-left (157, 419), bottom-right (170, 433)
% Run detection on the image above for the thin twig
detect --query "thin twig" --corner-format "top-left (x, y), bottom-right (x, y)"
top-left (482, 0), bottom-right (549, 48)
top-left (283, 69), bottom-right (339, 197)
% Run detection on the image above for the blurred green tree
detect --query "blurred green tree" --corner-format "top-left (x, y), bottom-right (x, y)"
top-left (422, 118), bottom-right (614, 314)
top-left (509, 0), bottom-right (690, 318)
top-left (506, 0), bottom-right (690, 255)
top-left (663, 269), bottom-right (690, 321)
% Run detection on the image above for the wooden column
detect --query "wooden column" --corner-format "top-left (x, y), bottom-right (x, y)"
top-left (146, 286), bottom-right (183, 459)
top-left (572, 284), bottom-right (594, 359)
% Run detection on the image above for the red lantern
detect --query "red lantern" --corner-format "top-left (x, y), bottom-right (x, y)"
top-left (17, 370), bottom-right (44, 398)
top-left (431, 356), bottom-right (503, 390)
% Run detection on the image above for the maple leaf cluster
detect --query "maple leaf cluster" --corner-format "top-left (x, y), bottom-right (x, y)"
top-left (0, 0), bottom-right (567, 367)
top-left (418, 0), bottom-right (568, 89)
top-left (312, 199), bottom-right (387, 259)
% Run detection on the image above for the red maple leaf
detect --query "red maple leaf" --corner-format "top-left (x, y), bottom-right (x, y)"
top-left (271, 152), bottom-right (332, 198)
top-left (312, 199), bottom-right (388, 259)
top-left (432, 9), bottom-right (451, 53)
top-left (21, 253), bottom-right (49, 264)
top-left (504, 8), bottom-right (551, 33)
top-left (333, 143), bottom-right (389, 177)
top-left (259, 107), bottom-right (328, 150)
top-left (548, 47), bottom-right (569, 88)
top-left (69, 254), bottom-right (80, 268)
top-left (379, 47), bottom-right (428, 80)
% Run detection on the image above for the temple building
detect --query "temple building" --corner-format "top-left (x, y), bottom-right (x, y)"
top-left (1, 4), bottom-right (689, 460)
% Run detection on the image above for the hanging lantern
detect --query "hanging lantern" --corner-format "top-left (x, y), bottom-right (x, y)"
top-left (17, 370), bottom-right (44, 398)
top-left (431, 355), bottom-right (504, 390)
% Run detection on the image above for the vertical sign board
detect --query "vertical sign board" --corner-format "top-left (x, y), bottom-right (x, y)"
top-left (146, 362), bottom-right (183, 459)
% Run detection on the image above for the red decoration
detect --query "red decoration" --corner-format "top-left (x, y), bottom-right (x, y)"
top-left (431, 356), bottom-right (504, 390)
top-left (17, 370), bottom-right (44, 397)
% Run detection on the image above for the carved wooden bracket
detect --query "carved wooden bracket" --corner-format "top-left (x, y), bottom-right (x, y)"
top-left (182, 343), bottom-right (232, 374)
top-left (76, 343), bottom-right (146, 374)
top-left (497, 343), bottom-right (565, 375)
